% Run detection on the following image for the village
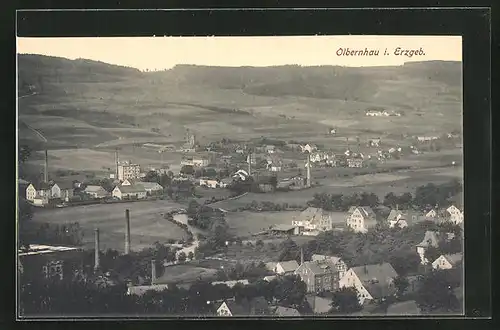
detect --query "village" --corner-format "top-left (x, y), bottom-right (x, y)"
top-left (18, 127), bottom-right (464, 317)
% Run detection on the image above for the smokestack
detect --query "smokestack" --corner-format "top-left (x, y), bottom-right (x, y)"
top-left (125, 209), bottom-right (131, 254)
top-left (151, 259), bottom-right (157, 285)
top-left (44, 150), bottom-right (48, 183)
top-left (94, 228), bottom-right (100, 271)
top-left (300, 247), bottom-right (304, 265)
top-left (247, 153), bottom-right (252, 175)
top-left (115, 149), bottom-right (119, 179)
top-left (306, 153), bottom-right (311, 188)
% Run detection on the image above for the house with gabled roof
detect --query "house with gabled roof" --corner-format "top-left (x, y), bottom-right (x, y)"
top-left (346, 206), bottom-right (377, 233)
top-left (273, 260), bottom-right (300, 275)
top-left (445, 205), bottom-right (464, 225)
top-left (292, 207), bottom-right (334, 234)
top-left (339, 263), bottom-right (398, 304)
top-left (139, 181), bottom-right (164, 194)
top-left (311, 254), bottom-right (348, 279)
top-left (387, 209), bottom-right (424, 229)
top-left (84, 185), bottom-right (110, 199)
top-left (112, 183), bottom-right (147, 200)
top-left (432, 253), bottom-right (463, 270)
top-left (51, 182), bottom-right (74, 202)
top-left (294, 260), bottom-right (340, 293)
top-left (416, 231), bottom-right (443, 264)
top-left (25, 182), bottom-right (51, 202)
top-left (216, 297), bottom-right (270, 316)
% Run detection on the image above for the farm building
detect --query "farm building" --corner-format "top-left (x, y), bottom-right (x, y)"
top-left (139, 182), bottom-right (164, 194)
top-left (346, 206), bottom-right (377, 233)
top-left (416, 136), bottom-right (439, 142)
top-left (268, 224), bottom-right (300, 236)
top-left (112, 184), bottom-right (147, 200)
top-left (84, 185), bottom-right (110, 199)
top-left (269, 260), bottom-right (300, 275)
top-left (339, 263), bottom-right (398, 304)
top-left (432, 253), bottom-right (463, 270)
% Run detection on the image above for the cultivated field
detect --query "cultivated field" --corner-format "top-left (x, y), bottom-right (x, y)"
top-left (31, 200), bottom-right (188, 252)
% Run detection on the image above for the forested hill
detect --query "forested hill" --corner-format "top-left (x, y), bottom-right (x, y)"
top-left (18, 54), bottom-right (143, 94)
top-left (18, 54), bottom-right (461, 102)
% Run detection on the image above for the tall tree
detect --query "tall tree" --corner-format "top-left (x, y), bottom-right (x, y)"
top-left (330, 287), bottom-right (362, 314)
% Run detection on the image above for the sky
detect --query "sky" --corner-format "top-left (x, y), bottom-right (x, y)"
top-left (17, 36), bottom-right (462, 71)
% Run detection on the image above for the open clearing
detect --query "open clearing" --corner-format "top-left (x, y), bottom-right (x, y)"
top-left (155, 264), bottom-right (218, 284)
top-left (31, 200), bottom-right (188, 252)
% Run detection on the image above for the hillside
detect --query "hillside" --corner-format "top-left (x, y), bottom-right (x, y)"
top-left (17, 54), bottom-right (462, 153)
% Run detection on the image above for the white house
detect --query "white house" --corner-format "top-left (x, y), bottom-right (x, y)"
top-left (84, 185), bottom-right (109, 199)
top-left (432, 253), bottom-right (463, 270)
top-left (25, 183), bottom-right (51, 202)
top-left (300, 144), bottom-right (317, 153)
top-left (425, 209), bottom-right (437, 218)
top-left (292, 207), bottom-right (334, 234)
top-left (346, 206), bottom-right (377, 233)
top-left (112, 184), bottom-right (147, 200)
top-left (446, 205), bottom-right (464, 225)
top-left (415, 231), bottom-right (442, 264)
top-left (339, 263), bottom-right (398, 304)
top-left (50, 182), bottom-right (74, 202)
top-left (272, 260), bottom-right (300, 275)
top-left (311, 254), bottom-right (348, 279)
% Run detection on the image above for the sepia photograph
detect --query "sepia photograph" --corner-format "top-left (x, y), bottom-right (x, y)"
top-left (17, 35), bottom-right (464, 318)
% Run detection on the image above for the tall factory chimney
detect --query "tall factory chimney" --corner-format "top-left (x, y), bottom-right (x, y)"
top-left (125, 209), bottom-right (131, 255)
top-left (94, 228), bottom-right (100, 271)
top-left (44, 150), bottom-right (49, 183)
top-left (151, 259), bottom-right (157, 285)
top-left (306, 152), bottom-right (311, 188)
top-left (247, 153), bottom-right (252, 176)
top-left (300, 247), bottom-right (304, 265)
top-left (115, 149), bottom-right (119, 179)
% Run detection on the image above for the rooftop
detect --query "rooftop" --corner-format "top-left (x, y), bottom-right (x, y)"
top-left (18, 244), bottom-right (79, 256)
top-left (127, 284), bottom-right (170, 296)
top-left (277, 260), bottom-right (300, 273)
top-left (270, 224), bottom-right (297, 232)
top-left (350, 263), bottom-right (398, 299)
top-left (274, 306), bottom-right (301, 317)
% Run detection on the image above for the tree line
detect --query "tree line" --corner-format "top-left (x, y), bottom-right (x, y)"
top-left (20, 272), bottom-right (309, 316)
top-left (308, 179), bottom-right (462, 212)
